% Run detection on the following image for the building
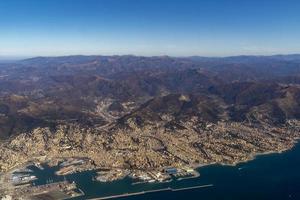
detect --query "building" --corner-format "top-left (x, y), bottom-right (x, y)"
top-left (164, 167), bottom-right (178, 175)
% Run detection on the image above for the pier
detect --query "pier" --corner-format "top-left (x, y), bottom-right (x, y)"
top-left (88, 184), bottom-right (214, 200)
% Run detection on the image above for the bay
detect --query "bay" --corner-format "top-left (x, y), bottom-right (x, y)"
top-left (31, 142), bottom-right (300, 200)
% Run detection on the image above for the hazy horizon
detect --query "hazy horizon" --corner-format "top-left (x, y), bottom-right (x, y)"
top-left (2, 52), bottom-right (300, 61)
top-left (2, 52), bottom-right (300, 62)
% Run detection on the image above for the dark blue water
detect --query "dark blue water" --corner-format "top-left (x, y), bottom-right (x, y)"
top-left (31, 142), bottom-right (300, 200)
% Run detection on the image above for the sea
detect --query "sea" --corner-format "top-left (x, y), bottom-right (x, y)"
top-left (30, 142), bottom-right (300, 200)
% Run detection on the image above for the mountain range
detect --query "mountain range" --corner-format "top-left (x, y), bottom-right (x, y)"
top-left (0, 54), bottom-right (300, 140)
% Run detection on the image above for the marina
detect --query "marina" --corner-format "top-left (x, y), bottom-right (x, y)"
top-left (3, 142), bottom-right (300, 200)
top-left (34, 142), bottom-right (300, 200)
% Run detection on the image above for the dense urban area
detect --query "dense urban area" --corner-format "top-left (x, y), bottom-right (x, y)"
top-left (1, 55), bottom-right (300, 199)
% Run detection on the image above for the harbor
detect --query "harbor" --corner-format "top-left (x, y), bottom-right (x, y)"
top-left (40, 143), bottom-right (300, 199)
top-left (0, 163), bottom-right (85, 200)
top-left (2, 143), bottom-right (300, 200)
top-left (1, 161), bottom-right (210, 200)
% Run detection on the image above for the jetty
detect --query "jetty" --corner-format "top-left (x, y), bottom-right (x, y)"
top-left (88, 184), bottom-right (214, 200)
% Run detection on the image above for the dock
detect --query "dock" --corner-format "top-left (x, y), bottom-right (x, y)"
top-left (88, 184), bottom-right (214, 200)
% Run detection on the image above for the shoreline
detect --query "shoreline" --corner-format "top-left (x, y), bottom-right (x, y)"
top-left (86, 142), bottom-right (300, 200)
top-left (3, 141), bottom-right (300, 200)
top-left (193, 140), bottom-right (300, 171)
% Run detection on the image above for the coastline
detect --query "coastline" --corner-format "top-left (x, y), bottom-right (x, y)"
top-left (81, 140), bottom-right (300, 194)
top-left (193, 140), bottom-right (300, 171)
top-left (76, 142), bottom-right (300, 199)
top-left (3, 140), bottom-right (300, 200)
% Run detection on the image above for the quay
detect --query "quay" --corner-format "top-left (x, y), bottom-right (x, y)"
top-left (88, 184), bottom-right (214, 200)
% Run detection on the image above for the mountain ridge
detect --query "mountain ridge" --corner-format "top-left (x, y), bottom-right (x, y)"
top-left (0, 54), bottom-right (300, 175)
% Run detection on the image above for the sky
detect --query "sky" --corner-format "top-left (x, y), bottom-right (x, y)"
top-left (0, 0), bottom-right (300, 58)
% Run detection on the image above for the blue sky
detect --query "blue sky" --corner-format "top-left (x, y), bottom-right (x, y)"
top-left (0, 0), bottom-right (300, 57)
